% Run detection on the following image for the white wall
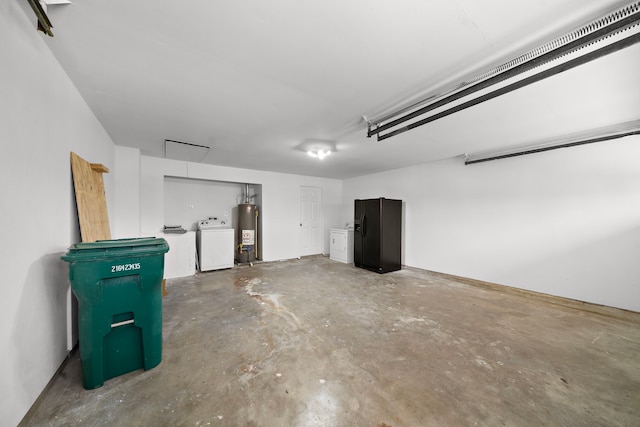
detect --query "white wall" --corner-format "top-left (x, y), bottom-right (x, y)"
top-left (0, 3), bottom-right (116, 425)
top-left (164, 177), bottom-right (252, 232)
top-left (140, 157), bottom-right (342, 260)
top-left (342, 137), bottom-right (640, 312)
top-left (113, 146), bottom-right (141, 239)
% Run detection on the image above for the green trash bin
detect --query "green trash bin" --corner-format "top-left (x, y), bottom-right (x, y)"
top-left (61, 237), bottom-right (170, 389)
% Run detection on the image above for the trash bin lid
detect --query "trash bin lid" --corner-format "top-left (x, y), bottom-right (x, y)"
top-left (61, 237), bottom-right (169, 262)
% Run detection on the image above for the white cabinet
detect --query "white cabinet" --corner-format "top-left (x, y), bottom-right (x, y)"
top-left (197, 228), bottom-right (234, 271)
top-left (330, 229), bottom-right (354, 264)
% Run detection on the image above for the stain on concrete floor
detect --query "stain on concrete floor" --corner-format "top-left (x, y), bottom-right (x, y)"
top-left (20, 256), bottom-right (640, 426)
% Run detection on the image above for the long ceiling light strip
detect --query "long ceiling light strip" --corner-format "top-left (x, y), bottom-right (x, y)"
top-left (464, 120), bottom-right (640, 165)
top-left (366, 1), bottom-right (640, 141)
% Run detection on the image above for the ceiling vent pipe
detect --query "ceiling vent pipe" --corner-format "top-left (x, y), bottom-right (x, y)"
top-left (244, 184), bottom-right (251, 204)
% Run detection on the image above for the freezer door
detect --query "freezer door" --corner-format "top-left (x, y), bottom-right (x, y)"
top-left (354, 199), bottom-right (382, 270)
top-left (354, 200), bottom-right (364, 266)
top-left (362, 198), bottom-right (381, 269)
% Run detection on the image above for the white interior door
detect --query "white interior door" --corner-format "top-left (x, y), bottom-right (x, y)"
top-left (300, 186), bottom-right (322, 257)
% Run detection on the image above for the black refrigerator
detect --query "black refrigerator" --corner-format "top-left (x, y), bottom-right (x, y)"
top-left (354, 198), bottom-right (402, 273)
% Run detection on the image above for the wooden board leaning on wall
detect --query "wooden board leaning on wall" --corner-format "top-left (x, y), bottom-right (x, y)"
top-left (70, 152), bottom-right (111, 243)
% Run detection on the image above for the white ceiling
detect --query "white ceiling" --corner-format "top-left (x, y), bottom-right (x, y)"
top-left (39, 0), bottom-right (638, 178)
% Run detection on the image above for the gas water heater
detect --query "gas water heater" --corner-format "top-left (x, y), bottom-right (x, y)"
top-left (236, 185), bottom-right (258, 264)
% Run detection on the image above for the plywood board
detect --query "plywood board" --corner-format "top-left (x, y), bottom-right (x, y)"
top-left (70, 152), bottom-right (111, 242)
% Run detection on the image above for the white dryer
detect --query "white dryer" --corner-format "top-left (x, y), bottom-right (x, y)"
top-left (196, 218), bottom-right (234, 271)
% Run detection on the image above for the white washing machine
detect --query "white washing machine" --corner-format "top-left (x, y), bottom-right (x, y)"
top-left (196, 218), bottom-right (234, 271)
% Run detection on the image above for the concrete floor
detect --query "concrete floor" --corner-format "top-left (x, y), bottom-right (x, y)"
top-left (21, 256), bottom-right (640, 426)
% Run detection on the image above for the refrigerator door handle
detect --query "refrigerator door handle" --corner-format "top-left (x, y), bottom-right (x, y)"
top-left (362, 214), bottom-right (367, 237)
